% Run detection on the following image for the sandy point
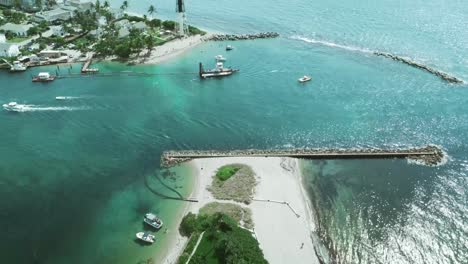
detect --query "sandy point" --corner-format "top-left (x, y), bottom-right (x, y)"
top-left (161, 157), bottom-right (320, 264)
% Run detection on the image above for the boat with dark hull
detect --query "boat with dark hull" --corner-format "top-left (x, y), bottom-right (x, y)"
top-left (199, 62), bottom-right (239, 79)
top-left (144, 213), bottom-right (163, 229)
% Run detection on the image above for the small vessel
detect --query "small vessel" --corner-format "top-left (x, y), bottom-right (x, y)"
top-left (32, 72), bottom-right (56, 82)
top-left (298, 75), bottom-right (312, 83)
top-left (10, 61), bottom-right (27, 72)
top-left (199, 62), bottom-right (239, 79)
top-left (144, 213), bottom-right (163, 229)
top-left (226, 45), bottom-right (233, 51)
top-left (214, 55), bottom-right (226, 61)
top-left (3, 102), bottom-right (25, 112)
top-left (136, 232), bottom-right (155, 244)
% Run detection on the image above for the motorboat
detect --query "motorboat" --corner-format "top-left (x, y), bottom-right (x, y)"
top-left (226, 45), bottom-right (233, 51)
top-left (32, 72), bottom-right (56, 82)
top-left (199, 62), bottom-right (239, 79)
top-left (55, 96), bottom-right (76, 100)
top-left (10, 61), bottom-right (27, 72)
top-left (136, 232), bottom-right (155, 244)
top-left (214, 55), bottom-right (226, 61)
top-left (298, 75), bottom-right (312, 83)
top-left (3, 102), bottom-right (26, 112)
top-left (144, 213), bottom-right (163, 229)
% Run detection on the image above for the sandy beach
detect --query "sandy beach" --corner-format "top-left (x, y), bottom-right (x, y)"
top-left (161, 157), bottom-right (320, 264)
top-left (134, 33), bottom-right (213, 65)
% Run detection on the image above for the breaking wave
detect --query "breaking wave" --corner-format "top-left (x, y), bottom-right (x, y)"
top-left (4, 104), bottom-right (89, 112)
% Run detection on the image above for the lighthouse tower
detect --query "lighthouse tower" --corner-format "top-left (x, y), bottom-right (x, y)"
top-left (176, 0), bottom-right (189, 36)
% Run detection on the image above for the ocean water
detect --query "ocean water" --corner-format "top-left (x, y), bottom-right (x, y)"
top-left (1, 0), bottom-right (467, 263)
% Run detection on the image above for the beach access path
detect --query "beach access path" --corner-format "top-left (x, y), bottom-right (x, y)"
top-left (160, 157), bottom-right (320, 264)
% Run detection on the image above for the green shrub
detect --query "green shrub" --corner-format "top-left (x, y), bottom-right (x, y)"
top-left (180, 212), bottom-right (197, 236)
top-left (216, 165), bottom-right (240, 181)
top-left (162, 20), bottom-right (176, 30)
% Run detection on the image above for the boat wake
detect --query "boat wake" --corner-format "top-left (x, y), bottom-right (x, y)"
top-left (290, 35), bottom-right (465, 84)
top-left (4, 103), bottom-right (89, 112)
top-left (55, 96), bottom-right (82, 100)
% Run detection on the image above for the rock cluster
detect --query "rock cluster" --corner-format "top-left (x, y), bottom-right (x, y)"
top-left (374, 52), bottom-right (464, 84)
top-left (161, 145), bottom-right (445, 167)
top-left (209, 32), bottom-right (279, 41)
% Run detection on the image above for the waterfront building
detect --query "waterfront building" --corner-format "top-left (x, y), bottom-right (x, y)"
top-left (0, 43), bottom-right (20, 57)
top-left (0, 23), bottom-right (33, 36)
top-left (39, 50), bottom-right (64, 58)
top-left (33, 8), bottom-right (73, 22)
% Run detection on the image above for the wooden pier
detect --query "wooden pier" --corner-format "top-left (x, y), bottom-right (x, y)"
top-left (161, 145), bottom-right (444, 167)
top-left (81, 52), bottom-right (99, 74)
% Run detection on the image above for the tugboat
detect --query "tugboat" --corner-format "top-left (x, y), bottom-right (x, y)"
top-left (144, 213), bottom-right (163, 229)
top-left (298, 75), bottom-right (312, 83)
top-left (226, 45), bottom-right (233, 51)
top-left (199, 62), bottom-right (239, 79)
top-left (10, 61), bottom-right (27, 72)
top-left (136, 232), bottom-right (155, 244)
top-left (32, 72), bottom-right (56, 82)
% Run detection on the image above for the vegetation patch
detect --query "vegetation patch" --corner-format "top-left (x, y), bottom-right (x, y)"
top-left (208, 164), bottom-right (256, 204)
top-left (178, 212), bottom-right (267, 264)
top-left (200, 202), bottom-right (254, 229)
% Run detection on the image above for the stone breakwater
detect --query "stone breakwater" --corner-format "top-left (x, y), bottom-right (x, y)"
top-left (161, 145), bottom-right (444, 167)
top-left (209, 32), bottom-right (280, 41)
top-left (373, 52), bottom-right (464, 84)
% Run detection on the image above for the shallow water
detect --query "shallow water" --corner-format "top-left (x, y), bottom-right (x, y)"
top-left (1, 0), bottom-right (467, 263)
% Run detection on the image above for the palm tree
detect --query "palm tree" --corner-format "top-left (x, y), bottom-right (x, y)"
top-left (35, 0), bottom-right (42, 10)
top-left (103, 0), bottom-right (109, 9)
top-left (147, 5), bottom-right (156, 19)
top-left (95, 0), bottom-right (100, 12)
top-left (120, 0), bottom-right (128, 11)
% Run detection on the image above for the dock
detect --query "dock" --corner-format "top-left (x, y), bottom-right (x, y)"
top-left (161, 145), bottom-right (444, 167)
top-left (81, 52), bottom-right (99, 74)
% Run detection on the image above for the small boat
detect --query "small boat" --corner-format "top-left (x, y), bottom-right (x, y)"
top-left (298, 75), bottom-right (312, 83)
top-left (10, 61), bottom-right (27, 72)
top-left (214, 55), bottom-right (226, 61)
top-left (199, 62), bottom-right (239, 79)
top-left (3, 102), bottom-right (25, 112)
top-left (226, 45), bottom-right (233, 51)
top-left (136, 232), bottom-right (155, 244)
top-left (32, 72), bottom-right (56, 82)
top-left (55, 96), bottom-right (77, 100)
top-left (144, 213), bottom-right (163, 229)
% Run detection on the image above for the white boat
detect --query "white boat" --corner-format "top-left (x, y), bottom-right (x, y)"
top-left (10, 61), bottom-right (27, 72)
top-left (298, 75), bottom-right (312, 83)
top-left (226, 45), bottom-right (233, 51)
top-left (199, 62), bottom-right (239, 79)
top-left (55, 96), bottom-right (76, 100)
top-left (3, 102), bottom-right (26, 112)
top-left (214, 55), bottom-right (226, 61)
top-left (144, 213), bottom-right (163, 229)
top-left (136, 232), bottom-right (155, 244)
top-left (32, 72), bottom-right (56, 82)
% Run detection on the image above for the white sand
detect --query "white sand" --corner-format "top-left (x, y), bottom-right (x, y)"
top-left (162, 157), bottom-right (320, 264)
top-left (135, 34), bottom-right (213, 65)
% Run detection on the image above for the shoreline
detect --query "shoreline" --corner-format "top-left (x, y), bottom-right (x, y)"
top-left (161, 157), bottom-right (321, 264)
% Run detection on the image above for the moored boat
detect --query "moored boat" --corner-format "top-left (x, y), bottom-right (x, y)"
top-left (144, 213), bottom-right (163, 229)
top-left (32, 72), bottom-right (56, 82)
top-left (215, 55), bottom-right (226, 61)
top-left (10, 61), bottom-right (27, 72)
top-left (199, 62), bottom-right (239, 79)
top-left (136, 232), bottom-right (155, 244)
top-left (226, 45), bottom-right (233, 51)
top-left (298, 75), bottom-right (312, 83)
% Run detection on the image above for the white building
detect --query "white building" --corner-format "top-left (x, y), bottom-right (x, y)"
top-left (66, 0), bottom-right (93, 11)
top-left (49, 25), bottom-right (65, 36)
top-left (0, 33), bottom-right (5, 43)
top-left (132, 21), bottom-right (147, 31)
top-left (0, 23), bottom-right (33, 36)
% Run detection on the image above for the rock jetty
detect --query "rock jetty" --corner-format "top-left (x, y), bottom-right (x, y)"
top-left (373, 52), bottom-right (464, 84)
top-left (209, 32), bottom-right (279, 41)
top-left (161, 145), bottom-right (444, 167)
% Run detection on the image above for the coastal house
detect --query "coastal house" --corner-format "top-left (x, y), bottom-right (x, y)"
top-left (39, 50), bottom-right (64, 58)
top-left (49, 25), bottom-right (65, 37)
top-left (132, 21), bottom-right (147, 31)
top-left (66, 0), bottom-right (93, 11)
top-left (115, 19), bottom-right (130, 29)
top-left (33, 8), bottom-right (73, 22)
top-left (0, 23), bottom-right (33, 36)
top-left (118, 27), bottom-right (130, 38)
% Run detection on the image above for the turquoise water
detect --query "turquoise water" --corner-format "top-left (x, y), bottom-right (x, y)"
top-left (1, 0), bottom-right (467, 263)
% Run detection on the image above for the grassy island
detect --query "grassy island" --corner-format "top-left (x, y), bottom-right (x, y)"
top-left (208, 164), bottom-right (256, 204)
top-left (177, 212), bottom-right (267, 264)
